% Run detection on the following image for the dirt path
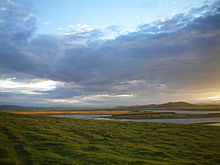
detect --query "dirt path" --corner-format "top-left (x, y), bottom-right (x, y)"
top-left (1, 127), bottom-right (33, 165)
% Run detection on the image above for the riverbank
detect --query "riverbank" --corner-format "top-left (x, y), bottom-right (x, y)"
top-left (109, 112), bottom-right (220, 119)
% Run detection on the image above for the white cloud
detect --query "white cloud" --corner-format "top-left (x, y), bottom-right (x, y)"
top-left (68, 25), bottom-right (75, 28)
top-left (23, 13), bottom-right (34, 22)
top-left (48, 99), bottom-right (80, 104)
top-left (57, 27), bottom-right (65, 30)
top-left (76, 24), bottom-right (92, 32)
top-left (42, 21), bottom-right (50, 25)
top-left (47, 94), bottom-right (134, 104)
top-left (0, 7), bottom-right (6, 11)
top-left (6, 0), bottom-right (15, 5)
top-left (63, 24), bottom-right (93, 35)
top-left (0, 78), bottom-right (58, 95)
top-left (81, 94), bottom-right (134, 100)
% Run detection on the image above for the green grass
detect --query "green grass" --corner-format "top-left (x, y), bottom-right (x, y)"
top-left (0, 112), bottom-right (220, 165)
top-left (109, 112), bottom-right (220, 119)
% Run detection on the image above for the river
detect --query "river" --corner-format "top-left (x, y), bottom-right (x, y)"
top-left (55, 114), bottom-right (220, 124)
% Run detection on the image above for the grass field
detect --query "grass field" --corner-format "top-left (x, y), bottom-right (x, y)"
top-left (9, 110), bottom-right (130, 115)
top-left (0, 112), bottom-right (220, 165)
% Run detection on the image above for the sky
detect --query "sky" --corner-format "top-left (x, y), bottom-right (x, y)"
top-left (0, 0), bottom-right (220, 107)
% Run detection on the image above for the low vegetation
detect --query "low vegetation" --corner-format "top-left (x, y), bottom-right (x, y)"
top-left (109, 112), bottom-right (220, 119)
top-left (0, 112), bottom-right (220, 165)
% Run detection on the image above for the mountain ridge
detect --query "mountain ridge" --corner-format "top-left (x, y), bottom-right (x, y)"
top-left (1, 101), bottom-right (219, 110)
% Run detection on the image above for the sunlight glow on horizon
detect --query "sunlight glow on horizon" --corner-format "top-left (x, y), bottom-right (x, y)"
top-left (208, 96), bottom-right (220, 101)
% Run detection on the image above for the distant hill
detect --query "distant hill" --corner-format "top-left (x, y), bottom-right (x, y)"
top-left (1, 102), bottom-right (219, 111)
top-left (116, 102), bottom-right (198, 109)
top-left (0, 105), bottom-right (33, 110)
top-left (157, 102), bottom-right (196, 107)
top-left (0, 105), bottom-right (80, 110)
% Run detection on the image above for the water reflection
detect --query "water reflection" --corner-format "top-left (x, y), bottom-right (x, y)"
top-left (55, 115), bottom-right (220, 124)
top-left (144, 110), bottom-right (220, 114)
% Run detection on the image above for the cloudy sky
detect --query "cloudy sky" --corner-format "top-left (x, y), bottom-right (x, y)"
top-left (0, 0), bottom-right (220, 107)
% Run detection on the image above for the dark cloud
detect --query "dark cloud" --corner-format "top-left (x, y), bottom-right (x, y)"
top-left (0, 0), bottom-right (36, 73)
top-left (0, 1), bottom-right (220, 106)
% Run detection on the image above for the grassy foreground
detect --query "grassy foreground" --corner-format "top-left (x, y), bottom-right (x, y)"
top-left (0, 112), bottom-right (220, 165)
